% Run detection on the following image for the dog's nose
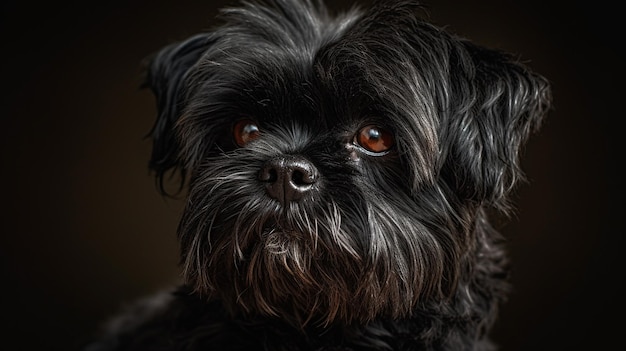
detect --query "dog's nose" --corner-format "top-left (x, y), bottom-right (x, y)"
top-left (259, 156), bottom-right (319, 204)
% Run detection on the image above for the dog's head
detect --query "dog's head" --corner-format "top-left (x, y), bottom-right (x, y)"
top-left (144, 0), bottom-right (550, 327)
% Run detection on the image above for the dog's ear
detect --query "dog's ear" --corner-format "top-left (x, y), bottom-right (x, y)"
top-left (142, 34), bottom-right (214, 195)
top-left (443, 42), bottom-right (551, 212)
top-left (336, 0), bottom-right (551, 211)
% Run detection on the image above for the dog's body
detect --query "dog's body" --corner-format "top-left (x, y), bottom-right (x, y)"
top-left (85, 0), bottom-right (550, 350)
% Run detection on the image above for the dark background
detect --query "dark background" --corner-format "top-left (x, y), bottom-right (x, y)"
top-left (2, 0), bottom-right (622, 350)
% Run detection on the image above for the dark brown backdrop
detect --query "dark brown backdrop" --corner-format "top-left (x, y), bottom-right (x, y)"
top-left (2, 1), bottom-right (621, 350)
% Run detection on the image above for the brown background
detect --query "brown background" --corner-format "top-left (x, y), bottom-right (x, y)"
top-left (2, 0), bottom-right (621, 350)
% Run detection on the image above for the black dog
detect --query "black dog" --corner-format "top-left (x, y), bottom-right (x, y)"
top-left (85, 0), bottom-right (551, 349)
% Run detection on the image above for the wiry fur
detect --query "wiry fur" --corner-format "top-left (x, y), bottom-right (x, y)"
top-left (84, 0), bottom-right (550, 350)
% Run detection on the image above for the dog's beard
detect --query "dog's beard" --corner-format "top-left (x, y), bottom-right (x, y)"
top-left (177, 142), bottom-right (460, 327)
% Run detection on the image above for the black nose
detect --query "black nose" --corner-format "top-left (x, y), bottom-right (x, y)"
top-left (258, 156), bottom-right (319, 204)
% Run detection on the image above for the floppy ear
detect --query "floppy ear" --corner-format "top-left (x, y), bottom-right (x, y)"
top-left (143, 34), bottom-right (214, 195)
top-left (443, 42), bottom-right (551, 211)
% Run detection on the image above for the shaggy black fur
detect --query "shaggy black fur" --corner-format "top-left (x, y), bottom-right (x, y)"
top-left (84, 0), bottom-right (551, 350)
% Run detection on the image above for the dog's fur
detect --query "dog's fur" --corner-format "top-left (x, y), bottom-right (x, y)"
top-left (84, 0), bottom-right (551, 349)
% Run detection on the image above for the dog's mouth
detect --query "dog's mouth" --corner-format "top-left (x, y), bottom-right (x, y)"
top-left (262, 228), bottom-right (299, 255)
top-left (260, 221), bottom-right (314, 255)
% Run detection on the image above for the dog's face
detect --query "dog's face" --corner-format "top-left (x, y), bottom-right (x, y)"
top-left (145, 0), bottom-right (550, 327)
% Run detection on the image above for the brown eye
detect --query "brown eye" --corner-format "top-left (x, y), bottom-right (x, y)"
top-left (356, 125), bottom-right (394, 154)
top-left (233, 119), bottom-right (260, 147)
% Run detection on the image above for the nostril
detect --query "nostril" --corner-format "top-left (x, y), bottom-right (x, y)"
top-left (291, 169), bottom-right (306, 186)
top-left (291, 166), bottom-right (316, 187)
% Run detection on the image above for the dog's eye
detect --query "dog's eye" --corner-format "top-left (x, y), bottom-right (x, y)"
top-left (233, 119), bottom-right (260, 147)
top-left (355, 125), bottom-right (394, 154)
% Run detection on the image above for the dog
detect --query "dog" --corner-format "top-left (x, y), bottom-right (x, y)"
top-left (83, 0), bottom-right (551, 349)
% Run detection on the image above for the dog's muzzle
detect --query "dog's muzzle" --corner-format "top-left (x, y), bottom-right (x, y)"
top-left (258, 155), bottom-right (319, 204)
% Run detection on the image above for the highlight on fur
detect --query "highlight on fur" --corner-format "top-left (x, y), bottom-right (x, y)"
top-left (84, 0), bottom-right (551, 350)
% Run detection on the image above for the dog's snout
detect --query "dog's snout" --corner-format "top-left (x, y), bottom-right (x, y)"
top-left (259, 156), bottom-right (318, 203)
